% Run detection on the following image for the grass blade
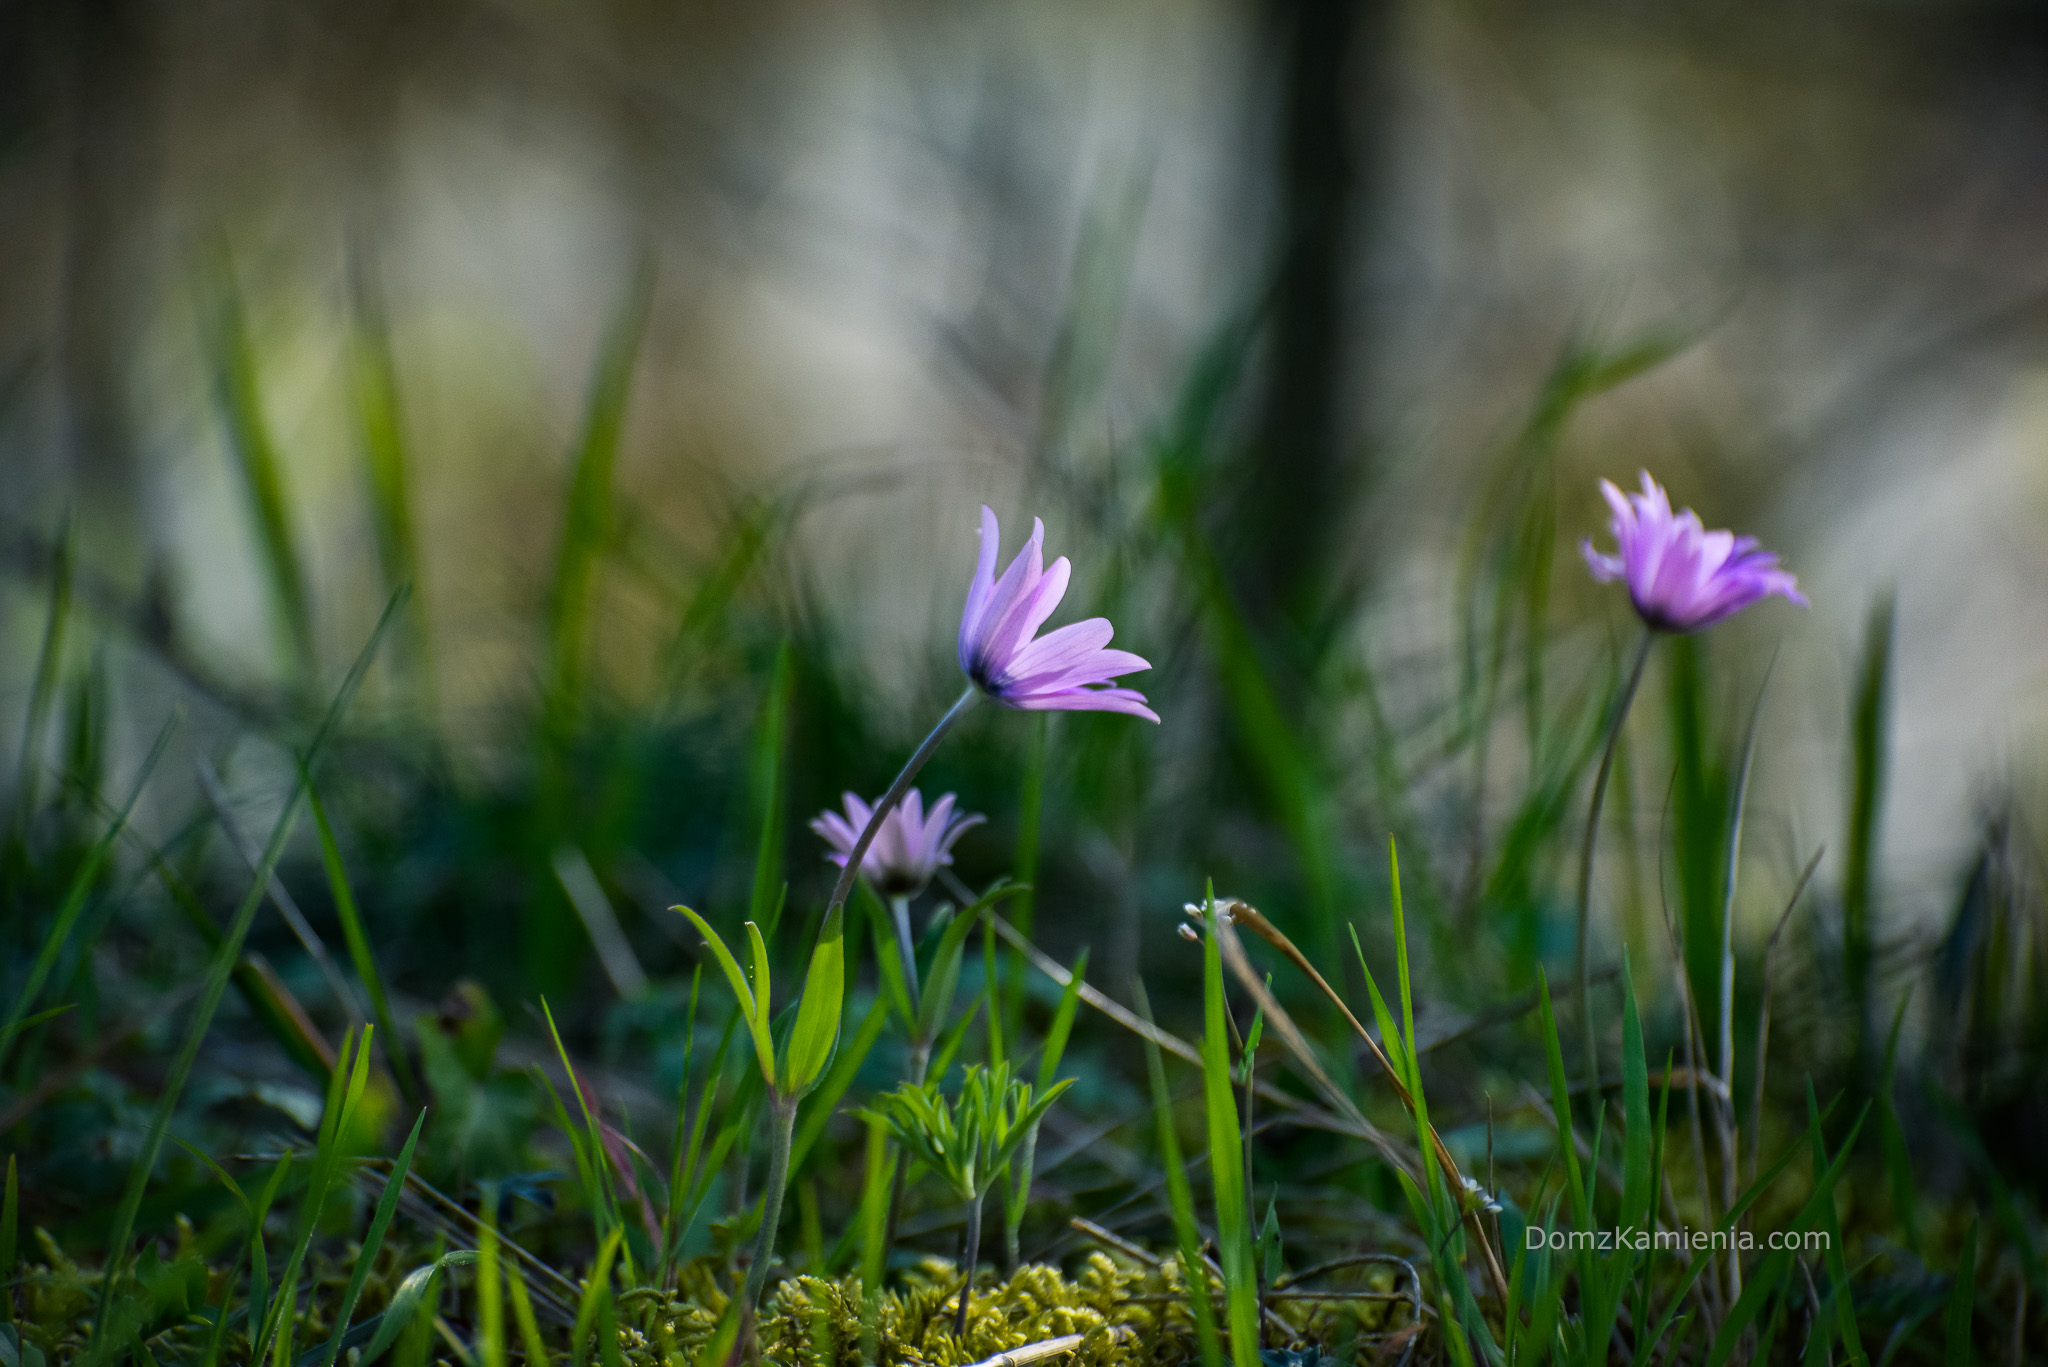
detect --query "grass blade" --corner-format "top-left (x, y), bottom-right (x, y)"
top-left (9, 512), bottom-right (71, 836)
top-left (749, 643), bottom-right (792, 935)
top-left (1946, 1220), bottom-right (1977, 1367)
top-left (356, 1251), bottom-right (478, 1366)
top-left (307, 783), bottom-right (418, 1103)
top-left (87, 590), bottom-right (404, 1359)
top-left (317, 1109), bottom-right (428, 1367)
top-left (1135, 980), bottom-right (1223, 1367)
top-left (543, 256), bottom-right (654, 746)
top-left (204, 244), bottom-right (315, 680)
top-left (0, 713), bottom-right (178, 1081)
top-left (1198, 888), bottom-right (1259, 1367)
top-left (346, 250), bottom-right (432, 695)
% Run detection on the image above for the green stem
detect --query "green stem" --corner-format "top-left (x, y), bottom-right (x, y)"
top-left (888, 894), bottom-right (920, 1001)
top-left (825, 686), bottom-right (979, 922)
top-left (881, 1039), bottom-right (931, 1265)
top-left (953, 1191), bottom-right (984, 1340)
top-left (1003, 1124), bottom-right (1035, 1276)
top-left (1576, 628), bottom-right (1655, 1092)
top-left (742, 1091), bottom-right (799, 1314)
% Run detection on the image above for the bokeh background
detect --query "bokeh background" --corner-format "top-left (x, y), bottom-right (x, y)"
top-left (7, 0), bottom-right (2048, 1246)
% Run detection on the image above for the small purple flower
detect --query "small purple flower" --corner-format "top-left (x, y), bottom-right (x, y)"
top-left (1582, 472), bottom-right (1807, 632)
top-left (957, 506), bottom-right (1159, 722)
top-left (811, 789), bottom-right (985, 896)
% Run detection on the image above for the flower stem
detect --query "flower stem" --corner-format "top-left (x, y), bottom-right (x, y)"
top-left (742, 1090), bottom-right (799, 1315)
top-left (880, 1038), bottom-right (930, 1266)
top-left (825, 686), bottom-right (981, 922)
top-left (1575, 628), bottom-right (1655, 1092)
top-left (953, 1191), bottom-right (984, 1340)
top-left (888, 894), bottom-right (920, 1000)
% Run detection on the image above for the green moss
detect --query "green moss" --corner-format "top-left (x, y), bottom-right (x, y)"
top-left (617, 1253), bottom-right (1412, 1367)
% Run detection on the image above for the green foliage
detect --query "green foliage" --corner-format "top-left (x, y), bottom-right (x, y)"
top-left (863, 1063), bottom-right (1070, 1208)
top-left (1196, 890), bottom-right (1260, 1367)
top-left (3, 260), bottom-right (2033, 1367)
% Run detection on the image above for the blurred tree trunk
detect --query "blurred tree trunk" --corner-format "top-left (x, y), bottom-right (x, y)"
top-left (1239, 0), bottom-right (1378, 667)
top-left (57, 0), bottom-right (160, 572)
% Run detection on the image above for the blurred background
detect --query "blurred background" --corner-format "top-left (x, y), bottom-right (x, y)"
top-left (6, 0), bottom-right (2048, 1250)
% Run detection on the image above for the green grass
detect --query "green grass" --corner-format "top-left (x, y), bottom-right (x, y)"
top-left (0, 261), bottom-right (2037, 1367)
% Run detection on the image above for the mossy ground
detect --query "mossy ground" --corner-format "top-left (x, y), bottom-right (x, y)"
top-left (8, 1232), bottom-right (1416, 1367)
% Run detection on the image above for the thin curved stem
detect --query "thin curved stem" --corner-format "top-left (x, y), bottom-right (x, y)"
top-left (742, 1091), bottom-right (799, 1314)
top-left (1576, 628), bottom-right (1656, 1092)
top-left (954, 1192), bottom-right (984, 1339)
top-left (825, 686), bottom-right (981, 922)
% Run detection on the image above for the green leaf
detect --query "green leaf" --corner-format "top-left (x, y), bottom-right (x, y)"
top-left (792, 993), bottom-right (890, 1174)
top-left (354, 1251), bottom-right (478, 1366)
top-left (780, 907), bottom-right (846, 1096)
top-left (745, 920), bottom-right (775, 1046)
top-left (863, 882), bottom-right (917, 1032)
top-left (675, 907), bottom-right (773, 1083)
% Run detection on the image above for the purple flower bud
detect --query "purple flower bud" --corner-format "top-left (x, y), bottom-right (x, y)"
top-left (1582, 472), bottom-right (1808, 633)
top-left (810, 788), bottom-right (984, 896)
top-left (957, 506), bottom-right (1159, 721)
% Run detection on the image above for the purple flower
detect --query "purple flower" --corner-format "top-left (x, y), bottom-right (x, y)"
top-left (811, 789), bottom-right (985, 896)
top-left (957, 506), bottom-right (1159, 722)
top-left (1582, 472), bottom-right (1807, 632)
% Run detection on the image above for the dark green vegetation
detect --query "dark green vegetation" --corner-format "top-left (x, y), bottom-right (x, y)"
top-left (2, 272), bottom-right (2043, 1366)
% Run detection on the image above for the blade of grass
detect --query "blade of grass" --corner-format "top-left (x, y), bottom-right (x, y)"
top-left (1134, 979), bottom-right (1223, 1367)
top-left (570, 1228), bottom-right (623, 1364)
top-left (1005, 947), bottom-right (1088, 1270)
top-left (204, 244), bottom-right (315, 680)
top-left (9, 512), bottom-right (71, 836)
top-left (539, 999), bottom-right (626, 1246)
top-left (506, 1257), bottom-right (550, 1367)
top-left (1803, 1082), bottom-right (1865, 1365)
top-left (87, 591), bottom-right (403, 1359)
top-left (1751, 848), bottom-right (1826, 1185)
top-left (749, 643), bottom-right (792, 935)
top-left (543, 256), bottom-right (655, 750)
top-left (1703, 1101), bottom-right (1871, 1367)
top-left (318, 1109), bottom-right (428, 1367)
top-left (355, 1251), bottom-right (479, 1367)
top-left (1946, 1220), bottom-right (1977, 1367)
top-left (346, 249), bottom-right (433, 698)
top-left (0, 713), bottom-right (178, 1081)
top-left (1198, 887), bottom-right (1260, 1367)
top-left (307, 784), bottom-right (418, 1103)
